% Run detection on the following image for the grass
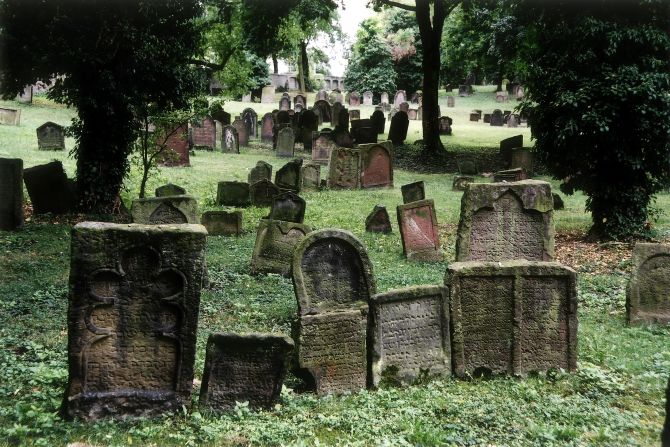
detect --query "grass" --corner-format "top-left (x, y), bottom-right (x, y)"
top-left (0, 93), bottom-right (668, 446)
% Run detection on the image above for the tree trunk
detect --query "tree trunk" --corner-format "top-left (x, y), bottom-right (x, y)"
top-left (272, 53), bottom-right (279, 74)
top-left (297, 48), bottom-right (306, 93)
top-left (300, 40), bottom-right (309, 92)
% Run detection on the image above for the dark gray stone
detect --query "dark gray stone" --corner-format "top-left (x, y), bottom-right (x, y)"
top-left (201, 210), bottom-right (242, 236)
top-left (36, 121), bottom-right (65, 150)
top-left (216, 181), bottom-right (251, 207)
top-left (155, 183), bottom-right (186, 197)
top-left (388, 111), bottom-right (409, 146)
top-left (401, 181), bottom-right (425, 204)
top-left (268, 191), bottom-right (306, 224)
top-left (0, 157), bottom-right (23, 230)
top-left (249, 179), bottom-right (281, 208)
top-left (248, 161), bottom-right (272, 185)
top-left (275, 159), bottom-right (303, 193)
top-left (23, 161), bottom-right (76, 214)
top-left (365, 205), bottom-right (392, 233)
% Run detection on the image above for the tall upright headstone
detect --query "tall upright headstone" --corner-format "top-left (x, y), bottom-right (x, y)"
top-left (358, 142), bottom-right (393, 189)
top-left (190, 117), bottom-right (217, 150)
top-left (0, 158), bottom-right (23, 230)
top-left (232, 118), bottom-right (249, 146)
top-left (64, 222), bottom-right (207, 420)
top-left (311, 131), bottom-right (336, 165)
top-left (268, 191), bottom-right (306, 224)
top-left (159, 124), bottom-right (190, 166)
top-left (370, 110), bottom-right (386, 134)
top-left (362, 91), bottom-right (373, 106)
top-left (393, 90), bottom-right (407, 108)
top-left (626, 243), bottom-right (670, 326)
top-left (275, 159), bottom-right (303, 192)
top-left (388, 111), bottom-right (409, 146)
top-left (261, 113), bottom-right (274, 142)
top-left (301, 164), bottom-right (321, 190)
top-left (242, 108), bottom-right (258, 138)
top-left (221, 125), bottom-right (240, 153)
top-left (327, 147), bottom-right (361, 189)
top-left (279, 97), bottom-right (291, 111)
top-left (276, 127), bottom-right (296, 157)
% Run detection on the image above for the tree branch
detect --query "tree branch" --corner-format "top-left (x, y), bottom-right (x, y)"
top-left (375, 0), bottom-right (417, 12)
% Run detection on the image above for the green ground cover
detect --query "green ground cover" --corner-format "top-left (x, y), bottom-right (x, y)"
top-left (0, 94), bottom-right (668, 446)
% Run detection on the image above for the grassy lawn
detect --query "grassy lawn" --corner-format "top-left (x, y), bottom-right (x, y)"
top-left (0, 94), bottom-right (668, 446)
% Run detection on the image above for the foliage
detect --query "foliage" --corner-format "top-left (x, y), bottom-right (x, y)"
top-left (344, 18), bottom-right (397, 95)
top-left (518, 0), bottom-right (670, 240)
top-left (0, 0), bottom-right (206, 213)
top-left (381, 9), bottom-right (423, 94)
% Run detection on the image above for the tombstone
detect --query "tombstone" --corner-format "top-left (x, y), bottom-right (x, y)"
top-left (495, 91), bottom-right (509, 102)
top-left (36, 122), bottom-right (66, 150)
top-left (242, 108), bottom-right (258, 138)
top-left (393, 90), bottom-right (407, 107)
top-left (190, 117), bottom-right (217, 150)
top-left (552, 193), bottom-right (565, 210)
top-left (313, 100), bottom-right (332, 124)
top-left (311, 131), bottom-right (336, 165)
top-left (351, 126), bottom-right (377, 145)
top-left (500, 134), bottom-right (523, 164)
top-left (456, 180), bottom-right (555, 262)
top-left (362, 91), bottom-right (373, 106)
top-left (370, 285), bottom-right (450, 386)
top-left (251, 219), bottom-right (312, 276)
top-left (336, 107), bottom-right (349, 131)
top-left (349, 109), bottom-right (361, 121)
top-left (507, 114), bottom-right (519, 128)
top-left (493, 168), bottom-right (528, 183)
top-left (483, 113), bottom-right (491, 123)
top-left (299, 110), bottom-right (318, 150)
top-left (221, 125), bottom-right (240, 154)
top-left (16, 85), bottom-right (33, 103)
top-left (276, 127), bottom-right (295, 158)
top-left (456, 156), bottom-right (478, 175)
top-left (267, 191), bottom-right (306, 224)
top-left (247, 161), bottom-right (272, 185)
top-left (292, 229), bottom-right (375, 395)
top-left (469, 112), bottom-right (480, 122)
top-left (232, 119), bottom-right (248, 147)
top-left (416, 106), bottom-right (423, 120)
top-left (397, 199), bottom-right (442, 261)
top-left (316, 90), bottom-right (328, 101)
top-left (275, 158), bottom-right (303, 192)
top-left (256, 114), bottom-right (273, 143)
top-left (0, 158), bottom-right (23, 230)
top-left (294, 94), bottom-right (307, 109)
top-left (452, 175), bottom-right (474, 191)
top-left (0, 107), bottom-right (21, 126)
top-left (510, 148), bottom-right (534, 175)
top-left (370, 110), bottom-right (386, 134)
top-left (348, 91), bottom-right (360, 107)
top-left (249, 176), bottom-right (281, 207)
top-left (626, 243), bottom-right (670, 325)
top-left (447, 96), bottom-right (455, 107)
top-left (490, 109), bottom-right (504, 126)
top-left (155, 183), bottom-right (186, 197)
top-left (23, 161), bottom-right (76, 214)
top-left (458, 85), bottom-right (471, 97)
top-left (201, 210), bottom-right (242, 236)
top-left (63, 222), bottom-right (207, 420)
top-left (401, 181), bottom-right (425, 204)
top-left (216, 181), bottom-right (250, 207)
top-left (199, 333), bottom-right (294, 411)
top-left (327, 147), bottom-right (361, 189)
top-left (301, 164), bottom-right (321, 190)
top-left (380, 92), bottom-right (389, 105)
top-left (398, 102), bottom-right (410, 114)
top-left (241, 92), bottom-right (252, 102)
top-left (331, 102), bottom-right (343, 127)
top-left (159, 124), bottom-right (190, 166)
top-left (261, 86), bottom-right (275, 103)
top-left (359, 141), bottom-right (393, 188)
top-left (388, 111), bottom-right (409, 146)
top-left (131, 196), bottom-right (198, 224)
top-left (438, 116), bottom-right (452, 135)
top-left (365, 205), bottom-right (392, 234)
top-left (516, 86), bottom-right (525, 100)
top-left (279, 97), bottom-right (291, 111)
top-left (446, 261), bottom-right (578, 378)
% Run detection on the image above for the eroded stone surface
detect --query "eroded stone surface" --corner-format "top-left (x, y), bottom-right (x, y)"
top-left (301, 164), bottom-right (321, 190)
top-left (365, 205), bottom-right (392, 234)
top-left (155, 184), bottom-right (186, 197)
top-left (249, 179), bottom-right (281, 208)
top-left (221, 125), bottom-right (239, 153)
top-left (401, 181), bottom-right (425, 204)
top-left (36, 121), bottom-right (65, 151)
top-left (268, 191), bottom-right (306, 224)
top-left (327, 147), bottom-right (360, 189)
top-left (248, 161), bottom-right (273, 185)
top-left (626, 243), bottom-right (670, 325)
top-left (64, 222), bottom-right (207, 420)
top-left (216, 181), bottom-right (250, 207)
top-left (251, 219), bottom-right (311, 276)
top-left (396, 199), bottom-right (442, 261)
top-left (131, 196), bottom-right (199, 224)
top-left (312, 131), bottom-right (336, 165)
top-left (275, 159), bottom-right (303, 193)
top-left (190, 117), bottom-right (216, 150)
top-left (0, 158), bottom-right (23, 230)
top-left (359, 142), bottom-right (393, 188)
top-left (276, 127), bottom-right (295, 157)
top-left (201, 210), bottom-right (242, 236)
top-left (452, 176), bottom-right (474, 191)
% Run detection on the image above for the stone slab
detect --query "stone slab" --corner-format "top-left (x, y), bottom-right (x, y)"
top-left (397, 199), bottom-right (442, 262)
top-left (201, 210), bottom-right (242, 236)
top-left (0, 157), bottom-right (23, 230)
top-left (131, 196), bottom-right (199, 224)
top-left (626, 243), bottom-right (670, 325)
top-left (401, 181), bottom-right (425, 204)
top-left (216, 181), bottom-right (251, 207)
top-left (251, 219), bottom-right (311, 276)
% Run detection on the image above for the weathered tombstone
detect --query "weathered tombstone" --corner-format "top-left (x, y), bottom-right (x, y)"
top-left (221, 125), bottom-right (240, 154)
top-left (268, 191), bottom-right (306, 224)
top-left (469, 112), bottom-right (480, 122)
top-left (483, 113), bottom-right (491, 124)
top-left (351, 126), bottom-right (377, 145)
top-left (0, 158), bottom-right (23, 230)
top-left (299, 110), bottom-right (318, 150)
top-left (458, 85), bottom-right (471, 97)
top-left (438, 116), bottom-right (452, 135)
top-left (16, 85), bottom-right (33, 103)
top-left (36, 122), bottom-right (65, 150)
top-left (363, 91), bottom-right (373, 106)
top-left (507, 114), bottom-right (519, 128)
top-left (23, 161), bottom-right (76, 214)
top-left (500, 134), bottom-right (523, 164)
top-left (63, 222), bottom-right (207, 420)
top-left (248, 160), bottom-right (273, 185)
top-left (216, 181), bottom-right (251, 207)
top-left (292, 229), bottom-right (375, 395)
top-left (242, 108), bottom-right (258, 138)
top-left (0, 107), bottom-right (21, 126)
top-left (301, 164), bottom-right (321, 190)
top-left (251, 219), bottom-right (312, 276)
top-left (370, 110), bottom-right (386, 134)
top-left (261, 86), bottom-right (275, 103)
top-left (626, 243), bottom-right (670, 325)
top-left (349, 109), bottom-right (361, 121)
top-left (516, 86), bottom-right (525, 100)
top-left (455, 180), bottom-right (555, 262)
top-left (510, 148), bottom-right (534, 175)
top-left (279, 97), bottom-right (291, 111)
top-left (493, 167), bottom-right (528, 183)
top-left (211, 109), bottom-right (231, 126)
top-left (199, 333), bottom-right (294, 411)
top-left (407, 109), bottom-right (417, 120)
top-left (275, 158), bottom-right (303, 192)
top-left (316, 90), bottom-right (328, 101)
top-left (388, 111), bottom-right (409, 146)
top-left (201, 210), bottom-right (242, 236)
top-left (190, 117), bottom-right (217, 150)
top-left (348, 91), bottom-right (361, 106)
top-left (401, 181), bottom-right (425, 204)
top-left (365, 205), bottom-right (392, 234)
top-left (552, 193), bottom-right (565, 210)
top-left (359, 141), bottom-right (393, 189)
top-left (331, 102), bottom-right (343, 127)
top-left (447, 96), bottom-right (455, 107)
top-left (232, 119), bottom-right (249, 147)
top-left (311, 131), bottom-right (336, 165)
top-left (158, 124), bottom-right (190, 166)
top-left (155, 183), bottom-right (186, 197)
top-left (452, 175), bottom-right (474, 191)
top-left (131, 196), bottom-right (198, 224)
top-left (393, 90), bottom-right (407, 107)
top-left (490, 109), bottom-right (504, 126)
top-left (276, 127), bottom-right (295, 157)
top-left (332, 128), bottom-right (354, 148)
top-left (381, 92), bottom-right (389, 105)
top-left (370, 285), bottom-right (450, 386)
top-left (327, 147), bottom-right (361, 189)
top-left (495, 91), bottom-right (509, 102)
top-left (446, 261), bottom-right (578, 378)
top-left (249, 179), bottom-right (281, 208)
top-left (398, 102), bottom-right (410, 113)
top-left (294, 94), bottom-right (307, 108)
top-left (313, 100), bottom-right (332, 124)
top-left (397, 199), bottom-right (442, 261)
top-left (456, 156), bottom-right (478, 175)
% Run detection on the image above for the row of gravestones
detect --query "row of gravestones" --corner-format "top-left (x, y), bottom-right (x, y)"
top-left (469, 109), bottom-right (527, 127)
top-left (313, 89), bottom-right (423, 108)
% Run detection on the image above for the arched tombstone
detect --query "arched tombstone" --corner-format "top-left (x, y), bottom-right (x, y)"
top-left (248, 160), bottom-right (272, 185)
top-left (294, 94), bottom-right (307, 109)
top-left (279, 97), bottom-right (291, 111)
top-left (626, 243), bottom-right (670, 325)
top-left (294, 103), bottom-right (304, 113)
top-left (370, 110), bottom-right (386, 134)
top-left (242, 108), bottom-right (258, 138)
top-left (232, 118), bottom-right (248, 146)
top-left (359, 141), bottom-right (393, 189)
top-left (388, 111), bottom-right (409, 146)
top-left (299, 110), bottom-right (318, 150)
top-left (393, 90), bottom-right (407, 107)
top-left (316, 90), bottom-right (328, 101)
top-left (313, 100), bottom-right (332, 125)
top-left (363, 91), bottom-right (373, 106)
top-left (331, 102), bottom-right (343, 127)
top-left (292, 229), bottom-right (376, 395)
top-left (380, 92), bottom-right (389, 105)
top-left (221, 125), bottom-right (240, 153)
top-left (348, 91), bottom-right (361, 106)
top-left (261, 113), bottom-right (274, 142)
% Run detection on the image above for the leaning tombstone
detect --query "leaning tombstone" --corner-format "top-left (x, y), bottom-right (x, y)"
top-left (327, 147), bottom-right (361, 189)
top-left (261, 113), bottom-right (274, 142)
top-left (0, 158), bottom-right (23, 230)
top-left (36, 122), bottom-right (66, 151)
top-left (249, 179), bottom-right (281, 208)
top-left (301, 164), bottom-right (321, 190)
top-left (626, 243), bottom-right (670, 326)
top-left (232, 118), bottom-right (249, 146)
top-left (370, 110), bottom-right (386, 134)
top-left (275, 159), bottom-right (303, 193)
top-left (63, 222), bottom-right (207, 420)
top-left (201, 210), bottom-right (242, 236)
top-left (446, 261), bottom-right (578, 378)
top-left (23, 161), bottom-right (76, 214)
top-left (312, 131), bottom-right (336, 165)
top-left (370, 285), bottom-right (450, 386)
top-left (455, 180), bottom-right (555, 262)
top-left (251, 219), bottom-right (312, 276)
top-left (397, 199), bottom-right (442, 261)
top-left (248, 161), bottom-right (273, 185)
top-left (452, 175), bottom-right (474, 191)
top-left (292, 229), bottom-right (375, 395)
top-left (216, 181), bottom-right (251, 207)
top-left (221, 125), bottom-right (240, 154)
top-left (268, 191), bottom-right (306, 224)
top-left (365, 205), bottom-right (392, 234)
top-left (199, 333), bottom-right (294, 411)
top-left (131, 196), bottom-right (199, 224)
top-left (331, 102), bottom-right (343, 127)
top-left (276, 127), bottom-right (296, 157)
top-left (358, 141), bottom-right (394, 189)
top-left (388, 111), bottom-right (409, 146)
top-left (400, 181), bottom-right (425, 204)
top-left (155, 183), bottom-right (186, 197)
top-left (190, 117), bottom-right (217, 150)
top-left (313, 100), bottom-right (332, 124)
